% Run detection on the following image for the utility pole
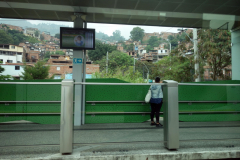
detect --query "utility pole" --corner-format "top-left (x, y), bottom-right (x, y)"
top-left (134, 54), bottom-right (135, 72)
top-left (193, 28), bottom-right (200, 82)
top-left (106, 51), bottom-right (108, 74)
top-left (178, 28), bottom-right (200, 82)
top-left (166, 39), bottom-right (171, 53)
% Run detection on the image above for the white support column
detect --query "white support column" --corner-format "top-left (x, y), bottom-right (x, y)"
top-left (60, 79), bottom-right (74, 154)
top-left (163, 80), bottom-right (179, 150)
top-left (193, 28), bottom-right (200, 82)
top-left (232, 29), bottom-right (240, 80)
top-left (82, 21), bottom-right (87, 125)
top-left (73, 14), bottom-right (83, 126)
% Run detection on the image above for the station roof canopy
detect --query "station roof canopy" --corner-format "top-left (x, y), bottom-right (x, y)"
top-left (0, 0), bottom-right (240, 30)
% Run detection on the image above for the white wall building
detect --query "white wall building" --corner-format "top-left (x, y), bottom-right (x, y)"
top-left (0, 45), bottom-right (23, 64)
top-left (1, 64), bottom-right (24, 79)
top-left (158, 49), bottom-right (169, 54)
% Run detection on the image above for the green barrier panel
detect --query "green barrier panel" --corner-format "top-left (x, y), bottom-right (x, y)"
top-left (0, 80), bottom-right (62, 124)
top-left (178, 80), bottom-right (240, 122)
top-left (179, 113), bottom-right (240, 122)
top-left (0, 79), bottom-right (239, 124)
top-left (86, 103), bottom-right (151, 112)
top-left (85, 114), bottom-right (152, 123)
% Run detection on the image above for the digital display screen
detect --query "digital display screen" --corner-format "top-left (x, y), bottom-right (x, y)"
top-left (60, 27), bottom-right (95, 50)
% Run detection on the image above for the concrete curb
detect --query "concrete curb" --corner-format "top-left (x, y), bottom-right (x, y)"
top-left (6, 150), bottom-right (239, 160)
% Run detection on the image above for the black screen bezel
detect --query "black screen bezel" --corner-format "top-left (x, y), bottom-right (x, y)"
top-left (60, 27), bottom-right (95, 50)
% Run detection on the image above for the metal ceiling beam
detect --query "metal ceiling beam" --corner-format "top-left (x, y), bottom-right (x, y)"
top-left (144, 0), bottom-right (165, 25)
top-left (24, 0), bottom-right (41, 19)
top-left (4, 0), bottom-right (23, 18)
top-left (229, 6), bottom-right (240, 15)
top-left (127, 0), bottom-right (139, 24)
top-left (93, 0), bottom-right (95, 22)
top-left (0, 1), bottom-right (226, 20)
top-left (211, 0), bottom-right (231, 14)
top-left (190, 19), bottom-right (201, 28)
top-left (111, 0), bottom-right (118, 23)
top-left (48, 0), bottom-right (60, 20)
top-left (191, 0), bottom-right (208, 13)
top-left (173, 0), bottom-right (186, 12)
top-left (0, 1), bottom-right (239, 27)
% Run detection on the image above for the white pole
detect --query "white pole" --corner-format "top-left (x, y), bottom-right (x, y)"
top-left (106, 51), bottom-right (108, 74)
top-left (167, 39), bottom-right (171, 53)
top-left (193, 28), bottom-right (200, 82)
top-left (134, 55), bottom-right (135, 72)
top-left (169, 42), bottom-right (171, 53)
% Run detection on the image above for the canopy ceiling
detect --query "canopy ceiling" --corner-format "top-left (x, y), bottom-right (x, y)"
top-left (0, 0), bottom-right (240, 30)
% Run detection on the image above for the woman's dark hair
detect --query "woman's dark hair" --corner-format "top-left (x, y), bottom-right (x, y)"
top-left (155, 77), bottom-right (160, 82)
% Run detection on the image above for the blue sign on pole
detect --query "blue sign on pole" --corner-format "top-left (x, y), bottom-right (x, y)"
top-left (73, 58), bottom-right (83, 65)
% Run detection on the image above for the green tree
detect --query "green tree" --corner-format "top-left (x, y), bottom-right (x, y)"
top-left (111, 30), bottom-right (125, 42)
top-left (8, 30), bottom-right (26, 45)
top-left (88, 40), bottom-right (117, 62)
top-left (135, 60), bottom-right (154, 79)
top-left (21, 61), bottom-right (53, 80)
top-left (40, 34), bottom-right (44, 41)
top-left (35, 30), bottom-right (40, 37)
top-left (148, 36), bottom-right (159, 47)
top-left (55, 33), bottom-right (60, 39)
top-left (130, 27), bottom-right (145, 41)
top-left (0, 30), bottom-right (13, 44)
top-left (123, 43), bottom-right (134, 51)
top-left (167, 35), bottom-right (174, 41)
top-left (145, 45), bottom-right (153, 53)
top-left (0, 61), bottom-right (12, 80)
top-left (26, 36), bottom-right (40, 44)
top-left (92, 66), bottom-right (145, 83)
top-left (96, 50), bottom-right (134, 73)
top-left (154, 54), bottom-right (194, 82)
top-left (198, 29), bottom-right (231, 81)
top-left (55, 51), bottom-right (65, 55)
top-left (43, 51), bottom-right (52, 62)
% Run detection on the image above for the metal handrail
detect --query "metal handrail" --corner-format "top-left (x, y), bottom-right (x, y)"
top-left (179, 101), bottom-right (240, 103)
top-left (0, 81), bottom-right (239, 86)
top-left (75, 82), bottom-right (165, 86)
top-left (1, 111), bottom-right (239, 115)
top-left (0, 101), bottom-right (61, 103)
top-left (87, 101), bottom-right (145, 103)
top-left (86, 111), bottom-right (240, 114)
top-left (86, 101), bottom-right (240, 103)
top-left (0, 113), bottom-right (60, 115)
top-left (179, 83), bottom-right (240, 86)
top-left (0, 101), bottom-right (238, 103)
top-left (0, 82), bottom-right (62, 84)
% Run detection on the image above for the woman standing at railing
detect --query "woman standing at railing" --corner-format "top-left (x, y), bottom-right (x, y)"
top-left (150, 77), bottom-right (163, 127)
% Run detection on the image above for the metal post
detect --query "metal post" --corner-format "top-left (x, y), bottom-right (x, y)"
top-left (193, 28), bottom-right (200, 82)
top-left (106, 51), bottom-right (108, 74)
top-left (73, 13), bottom-right (83, 126)
top-left (82, 21), bottom-right (87, 125)
top-left (166, 39), bottom-right (171, 53)
top-left (60, 79), bottom-right (74, 154)
top-left (231, 29), bottom-right (240, 80)
top-left (163, 80), bottom-right (179, 150)
top-left (134, 54), bottom-right (135, 72)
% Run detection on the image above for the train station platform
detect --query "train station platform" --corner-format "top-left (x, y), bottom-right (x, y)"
top-left (0, 120), bottom-right (240, 160)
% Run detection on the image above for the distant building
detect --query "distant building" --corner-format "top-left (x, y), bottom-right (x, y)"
top-left (26, 50), bottom-right (39, 63)
top-left (160, 32), bottom-right (178, 40)
top-left (0, 44), bottom-right (23, 64)
top-left (41, 32), bottom-right (51, 41)
top-left (25, 28), bottom-right (40, 39)
top-left (0, 24), bottom-right (24, 32)
top-left (1, 62), bottom-right (99, 80)
top-left (0, 63), bottom-right (24, 80)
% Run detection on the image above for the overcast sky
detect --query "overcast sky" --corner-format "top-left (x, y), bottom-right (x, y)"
top-left (27, 20), bottom-right (181, 39)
